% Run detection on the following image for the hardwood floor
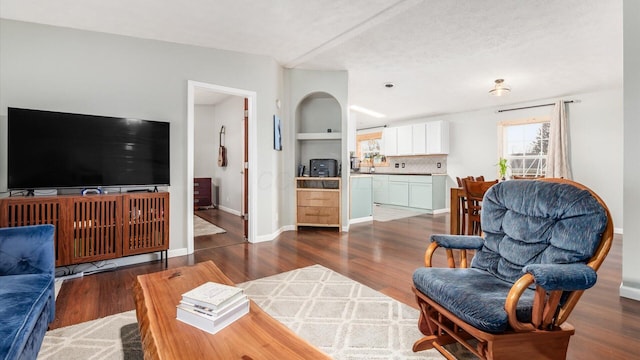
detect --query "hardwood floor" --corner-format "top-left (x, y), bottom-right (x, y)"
top-left (52, 209), bottom-right (640, 359)
top-left (194, 209), bottom-right (246, 250)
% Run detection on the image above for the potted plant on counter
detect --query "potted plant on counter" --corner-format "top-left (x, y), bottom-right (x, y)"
top-left (497, 157), bottom-right (509, 181)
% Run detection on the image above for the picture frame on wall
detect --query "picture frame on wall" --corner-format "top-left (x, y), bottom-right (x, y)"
top-left (273, 115), bottom-right (282, 151)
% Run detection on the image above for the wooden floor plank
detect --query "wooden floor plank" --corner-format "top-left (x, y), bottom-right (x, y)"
top-left (51, 209), bottom-right (640, 359)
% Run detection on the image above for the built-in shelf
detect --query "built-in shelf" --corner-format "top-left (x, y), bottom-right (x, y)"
top-left (296, 132), bottom-right (342, 140)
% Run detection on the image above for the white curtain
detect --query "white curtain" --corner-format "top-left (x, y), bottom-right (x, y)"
top-left (546, 100), bottom-right (573, 179)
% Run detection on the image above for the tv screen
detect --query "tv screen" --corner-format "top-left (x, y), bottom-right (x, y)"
top-left (8, 107), bottom-right (170, 190)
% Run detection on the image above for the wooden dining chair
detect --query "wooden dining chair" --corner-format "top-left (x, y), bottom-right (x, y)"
top-left (455, 176), bottom-right (476, 235)
top-left (461, 178), bottom-right (498, 236)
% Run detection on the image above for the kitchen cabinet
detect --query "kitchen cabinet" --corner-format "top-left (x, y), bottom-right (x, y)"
top-left (382, 128), bottom-right (398, 156)
top-left (388, 175), bottom-right (410, 206)
top-left (373, 175), bottom-right (389, 204)
top-left (350, 176), bottom-right (373, 219)
top-left (396, 125), bottom-right (413, 155)
top-left (412, 124), bottom-right (427, 154)
top-left (408, 176), bottom-right (433, 209)
top-left (381, 120), bottom-right (449, 156)
top-left (426, 120), bottom-right (449, 154)
top-left (372, 174), bottom-right (446, 213)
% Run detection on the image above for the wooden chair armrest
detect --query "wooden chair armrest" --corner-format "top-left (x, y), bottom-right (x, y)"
top-left (505, 273), bottom-right (537, 331)
top-left (424, 242), bottom-right (471, 268)
top-left (505, 273), bottom-right (564, 332)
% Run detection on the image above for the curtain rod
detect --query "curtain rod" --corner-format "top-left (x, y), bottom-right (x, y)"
top-left (496, 100), bottom-right (579, 113)
top-left (358, 124), bottom-right (388, 131)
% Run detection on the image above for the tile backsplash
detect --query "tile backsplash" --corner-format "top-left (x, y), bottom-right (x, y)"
top-left (358, 155), bottom-right (447, 174)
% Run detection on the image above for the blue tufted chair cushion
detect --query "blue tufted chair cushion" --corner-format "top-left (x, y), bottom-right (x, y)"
top-left (472, 180), bottom-right (607, 283)
top-left (413, 180), bottom-right (607, 333)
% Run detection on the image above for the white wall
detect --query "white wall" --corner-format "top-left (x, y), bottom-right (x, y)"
top-left (415, 88), bottom-right (624, 232)
top-left (194, 105), bottom-right (217, 180)
top-left (211, 96), bottom-right (244, 213)
top-left (621, 0), bottom-right (640, 300)
top-left (0, 19), bottom-right (283, 252)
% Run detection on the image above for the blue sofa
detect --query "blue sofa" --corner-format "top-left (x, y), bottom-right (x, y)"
top-left (0, 225), bottom-right (55, 360)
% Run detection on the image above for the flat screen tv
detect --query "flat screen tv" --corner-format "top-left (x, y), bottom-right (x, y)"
top-left (8, 107), bottom-right (170, 190)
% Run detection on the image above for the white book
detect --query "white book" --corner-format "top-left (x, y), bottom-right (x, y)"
top-left (181, 281), bottom-right (244, 309)
top-left (176, 298), bottom-right (250, 335)
top-left (179, 293), bottom-right (248, 316)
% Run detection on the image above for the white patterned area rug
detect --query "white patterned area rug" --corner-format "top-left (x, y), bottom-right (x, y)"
top-left (39, 265), bottom-right (474, 359)
top-left (193, 214), bottom-right (226, 236)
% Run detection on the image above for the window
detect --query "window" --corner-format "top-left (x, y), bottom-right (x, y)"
top-left (356, 132), bottom-right (388, 167)
top-left (498, 117), bottom-right (550, 177)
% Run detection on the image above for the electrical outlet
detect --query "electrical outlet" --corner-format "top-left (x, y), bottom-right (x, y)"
top-left (437, 162), bottom-right (441, 168)
top-left (401, 163), bottom-right (405, 168)
top-left (395, 163), bottom-right (399, 168)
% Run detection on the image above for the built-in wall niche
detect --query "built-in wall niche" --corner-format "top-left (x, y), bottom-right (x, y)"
top-left (295, 92), bottom-right (342, 176)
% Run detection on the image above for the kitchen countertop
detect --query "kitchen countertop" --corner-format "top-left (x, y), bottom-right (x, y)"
top-left (351, 172), bottom-right (447, 176)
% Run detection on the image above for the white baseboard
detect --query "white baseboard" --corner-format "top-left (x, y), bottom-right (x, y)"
top-left (614, 227), bottom-right (623, 235)
top-left (432, 208), bottom-right (449, 215)
top-left (54, 247), bottom-right (188, 277)
top-left (350, 216), bottom-right (373, 224)
top-left (217, 205), bottom-right (241, 216)
top-left (620, 283), bottom-right (640, 301)
top-left (254, 225), bottom-right (295, 243)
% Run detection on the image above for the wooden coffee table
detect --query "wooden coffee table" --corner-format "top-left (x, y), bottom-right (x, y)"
top-left (133, 260), bottom-right (330, 360)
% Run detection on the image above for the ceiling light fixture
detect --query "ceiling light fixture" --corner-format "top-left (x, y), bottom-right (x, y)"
top-left (489, 79), bottom-right (511, 96)
top-left (350, 105), bottom-right (386, 118)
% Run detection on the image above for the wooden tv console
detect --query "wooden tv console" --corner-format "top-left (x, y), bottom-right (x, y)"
top-left (0, 192), bottom-right (169, 267)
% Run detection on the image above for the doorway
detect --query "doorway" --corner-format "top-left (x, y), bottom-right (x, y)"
top-left (187, 81), bottom-right (257, 255)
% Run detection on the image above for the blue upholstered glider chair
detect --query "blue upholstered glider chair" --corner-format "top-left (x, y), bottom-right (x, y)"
top-left (412, 178), bottom-right (613, 360)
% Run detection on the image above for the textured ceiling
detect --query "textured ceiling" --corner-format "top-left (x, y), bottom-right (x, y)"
top-left (0, 0), bottom-right (623, 128)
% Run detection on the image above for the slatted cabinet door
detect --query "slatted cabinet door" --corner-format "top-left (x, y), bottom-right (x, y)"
top-left (122, 192), bottom-right (169, 256)
top-left (0, 197), bottom-right (65, 266)
top-left (70, 195), bottom-right (122, 264)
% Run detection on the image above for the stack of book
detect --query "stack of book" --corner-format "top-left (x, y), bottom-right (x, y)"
top-left (176, 281), bottom-right (249, 334)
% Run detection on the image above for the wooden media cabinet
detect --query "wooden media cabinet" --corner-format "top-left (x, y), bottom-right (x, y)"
top-left (0, 192), bottom-right (169, 267)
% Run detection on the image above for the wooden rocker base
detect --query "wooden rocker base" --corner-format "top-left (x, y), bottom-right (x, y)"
top-left (412, 287), bottom-right (576, 360)
top-left (413, 327), bottom-right (575, 360)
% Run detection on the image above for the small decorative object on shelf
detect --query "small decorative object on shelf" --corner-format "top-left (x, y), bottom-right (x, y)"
top-left (177, 282), bottom-right (249, 334)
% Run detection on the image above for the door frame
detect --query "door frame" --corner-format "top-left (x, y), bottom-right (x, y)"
top-left (186, 80), bottom-right (257, 253)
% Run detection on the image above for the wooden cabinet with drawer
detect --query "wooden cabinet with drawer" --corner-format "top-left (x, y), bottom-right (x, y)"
top-left (296, 177), bottom-right (341, 229)
top-left (194, 177), bottom-right (212, 209)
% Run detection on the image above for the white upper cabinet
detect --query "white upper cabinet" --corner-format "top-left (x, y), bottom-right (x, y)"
top-left (425, 120), bottom-right (449, 154)
top-left (396, 125), bottom-right (413, 155)
top-left (381, 120), bottom-right (449, 156)
top-left (412, 123), bottom-right (427, 154)
top-left (382, 127), bottom-right (398, 156)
